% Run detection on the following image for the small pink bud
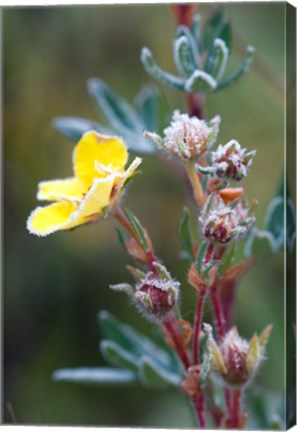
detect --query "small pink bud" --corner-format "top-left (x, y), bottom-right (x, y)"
top-left (134, 263), bottom-right (180, 320)
top-left (207, 326), bottom-right (271, 388)
top-left (199, 194), bottom-right (255, 245)
top-left (211, 140), bottom-right (256, 181)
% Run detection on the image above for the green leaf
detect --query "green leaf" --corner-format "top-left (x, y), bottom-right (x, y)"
top-left (52, 367), bottom-right (137, 386)
top-left (195, 241), bottom-right (208, 273)
top-left (174, 35), bottom-right (196, 78)
top-left (141, 47), bottom-right (186, 91)
top-left (216, 46), bottom-right (255, 91)
top-left (199, 338), bottom-right (213, 386)
top-left (244, 228), bottom-right (276, 257)
top-left (287, 198), bottom-right (296, 252)
top-left (179, 208), bottom-right (194, 259)
top-left (123, 208), bottom-right (149, 251)
top-left (218, 21), bottom-right (232, 51)
top-left (115, 226), bottom-right (126, 250)
top-left (135, 85), bottom-right (168, 134)
top-left (265, 197), bottom-right (284, 250)
top-left (138, 356), bottom-right (181, 389)
top-left (185, 70), bottom-right (217, 93)
top-left (191, 13), bottom-right (202, 51)
top-left (122, 131), bottom-right (156, 155)
top-left (203, 9), bottom-right (224, 52)
top-left (98, 311), bottom-right (175, 371)
top-left (265, 174), bottom-right (296, 252)
top-left (245, 385), bottom-right (284, 429)
top-left (174, 25), bottom-right (200, 73)
top-left (218, 243), bottom-right (235, 276)
top-left (87, 78), bottom-right (144, 134)
top-left (52, 116), bottom-right (111, 142)
top-left (100, 340), bottom-right (139, 371)
top-left (205, 38), bottom-right (229, 81)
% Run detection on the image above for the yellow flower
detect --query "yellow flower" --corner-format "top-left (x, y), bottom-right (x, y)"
top-left (27, 131), bottom-right (142, 236)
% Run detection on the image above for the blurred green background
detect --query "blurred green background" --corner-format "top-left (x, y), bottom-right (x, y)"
top-left (3, 2), bottom-right (286, 427)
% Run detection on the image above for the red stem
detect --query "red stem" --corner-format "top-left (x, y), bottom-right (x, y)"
top-left (225, 388), bottom-right (232, 418)
top-left (114, 207), bottom-right (158, 272)
top-left (194, 393), bottom-right (207, 427)
top-left (193, 285), bottom-right (207, 366)
top-left (210, 281), bottom-right (226, 341)
top-left (163, 317), bottom-right (191, 370)
top-left (186, 93), bottom-right (205, 119)
top-left (231, 388), bottom-right (242, 428)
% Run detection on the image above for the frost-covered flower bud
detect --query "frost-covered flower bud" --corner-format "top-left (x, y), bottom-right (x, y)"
top-left (211, 140), bottom-right (256, 181)
top-left (134, 263), bottom-right (180, 320)
top-left (199, 194), bottom-right (255, 245)
top-left (205, 324), bottom-right (272, 387)
top-left (110, 262), bottom-right (179, 321)
top-left (144, 111), bottom-right (220, 162)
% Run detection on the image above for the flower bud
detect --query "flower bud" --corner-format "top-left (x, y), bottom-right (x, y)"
top-left (199, 194), bottom-right (255, 245)
top-left (134, 265), bottom-right (180, 320)
top-left (211, 140), bottom-right (256, 181)
top-left (111, 262), bottom-right (180, 321)
top-left (144, 111), bottom-right (220, 162)
top-left (205, 325), bottom-right (272, 387)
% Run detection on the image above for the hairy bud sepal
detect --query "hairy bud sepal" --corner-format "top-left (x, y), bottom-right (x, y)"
top-left (205, 325), bottom-right (272, 388)
top-left (199, 194), bottom-right (255, 245)
top-left (210, 140), bottom-right (256, 181)
top-left (134, 263), bottom-right (180, 321)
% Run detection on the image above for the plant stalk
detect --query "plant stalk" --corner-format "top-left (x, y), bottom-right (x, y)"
top-left (113, 207), bottom-right (158, 271)
top-left (186, 163), bottom-right (205, 208)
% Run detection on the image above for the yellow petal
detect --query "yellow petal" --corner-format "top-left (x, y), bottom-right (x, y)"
top-left (70, 176), bottom-right (115, 221)
top-left (106, 157), bottom-right (142, 205)
top-left (37, 177), bottom-right (86, 203)
top-left (73, 131), bottom-right (128, 188)
top-left (27, 202), bottom-right (87, 237)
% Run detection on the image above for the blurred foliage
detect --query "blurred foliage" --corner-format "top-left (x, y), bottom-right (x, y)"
top-left (3, 3), bottom-right (287, 427)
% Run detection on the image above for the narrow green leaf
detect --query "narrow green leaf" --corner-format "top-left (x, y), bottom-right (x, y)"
top-left (265, 197), bottom-right (284, 251)
top-left (216, 46), bottom-right (255, 91)
top-left (98, 311), bottom-right (174, 371)
top-left (52, 117), bottom-right (111, 142)
top-left (203, 9), bottom-right (224, 52)
top-left (87, 78), bottom-right (144, 134)
top-left (115, 227), bottom-right (126, 250)
top-left (138, 356), bottom-right (182, 389)
top-left (174, 35), bottom-right (196, 78)
top-left (185, 70), bottom-right (217, 93)
top-left (191, 13), bottom-right (202, 52)
top-left (195, 241), bottom-right (208, 273)
top-left (287, 198), bottom-right (296, 252)
top-left (218, 21), bottom-right (232, 51)
top-left (199, 343), bottom-right (213, 386)
top-left (141, 47), bottom-right (186, 91)
top-left (100, 340), bottom-right (139, 371)
top-left (121, 130), bottom-right (156, 155)
top-left (123, 208), bottom-right (149, 251)
top-left (179, 208), bottom-right (194, 259)
top-left (175, 25), bottom-right (200, 72)
top-left (134, 85), bottom-right (168, 134)
top-left (244, 228), bottom-right (276, 257)
top-left (52, 367), bottom-right (137, 386)
top-left (265, 174), bottom-right (295, 252)
top-left (203, 259), bottom-right (220, 274)
top-left (205, 38), bottom-right (229, 81)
